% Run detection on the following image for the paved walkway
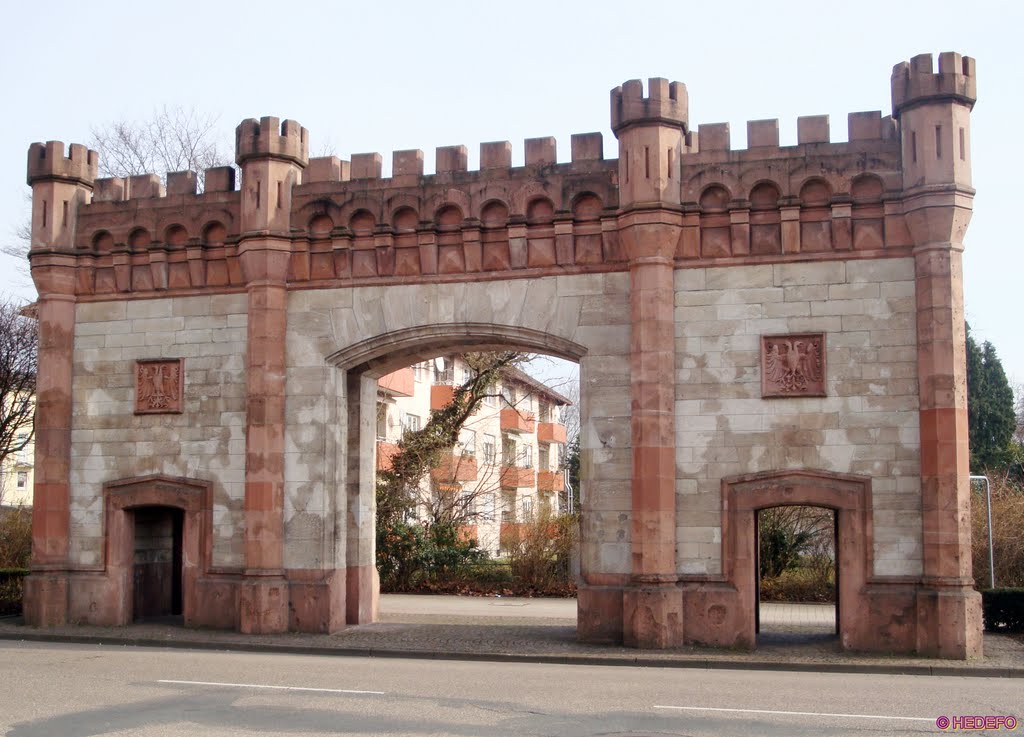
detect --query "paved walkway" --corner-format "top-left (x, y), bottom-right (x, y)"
top-left (1, 594), bottom-right (1020, 677)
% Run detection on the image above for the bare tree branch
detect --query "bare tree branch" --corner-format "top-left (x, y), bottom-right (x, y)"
top-left (0, 301), bottom-right (37, 505)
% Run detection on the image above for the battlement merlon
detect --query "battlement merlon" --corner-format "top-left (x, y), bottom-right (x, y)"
top-left (27, 141), bottom-right (98, 187)
top-left (610, 78), bottom-right (689, 135)
top-left (235, 116), bottom-right (309, 167)
top-left (891, 52), bottom-right (976, 117)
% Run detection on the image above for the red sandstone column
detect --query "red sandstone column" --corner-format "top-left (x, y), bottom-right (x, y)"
top-left (235, 117), bottom-right (308, 634)
top-left (892, 52), bottom-right (981, 658)
top-left (22, 142), bottom-right (97, 626)
top-left (608, 78), bottom-right (690, 648)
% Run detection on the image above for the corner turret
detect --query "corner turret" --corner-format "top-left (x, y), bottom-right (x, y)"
top-left (891, 52), bottom-right (976, 194)
top-left (235, 116), bottom-right (309, 167)
top-left (25, 141), bottom-right (98, 257)
top-left (611, 78), bottom-right (690, 208)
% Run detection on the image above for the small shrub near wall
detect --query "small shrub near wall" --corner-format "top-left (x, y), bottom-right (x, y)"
top-left (971, 475), bottom-right (1024, 590)
top-left (500, 512), bottom-right (578, 596)
top-left (0, 506), bottom-right (31, 615)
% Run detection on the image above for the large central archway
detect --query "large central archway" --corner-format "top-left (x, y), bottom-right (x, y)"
top-left (326, 323), bottom-right (589, 624)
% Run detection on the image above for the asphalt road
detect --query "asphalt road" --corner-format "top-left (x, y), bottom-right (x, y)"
top-left (0, 641), bottom-right (1019, 736)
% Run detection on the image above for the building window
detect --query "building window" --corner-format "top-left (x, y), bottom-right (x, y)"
top-left (413, 362), bottom-right (428, 382)
top-left (481, 493), bottom-right (496, 521)
top-left (483, 392), bottom-right (498, 408)
top-left (538, 402), bottom-right (550, 423)
top-left (501, 384), bottom-right (515, 406)
top-left (483, 434), bottom-right (496, 464)
top-left (459, 428), bottom-right (476, 456)
top-left (501, 492), bottom-right (516, 523)
top-left (402, 413), bottom-right (421, 434)
top-left (16, 471), bottom-right (27, 489)
top-left (16, 433), bottom-right (29, 463)
top-left (434, 358), bottom-right (454, 385)
top-left (539, 444), bottom-right (549, 471)
top-left (519, 444), bottom-right (533, 469)
top-left (521, 495), bottom-right (534, 519)
top-left (376, 402), bottom-right (388, 439)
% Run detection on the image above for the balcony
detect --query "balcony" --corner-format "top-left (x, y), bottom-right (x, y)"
top-left (500, 464), bottom-right (535, 489)
top-left (430, 451), bottom-right (478, 483)
top-left (376, 441), bottom-right (399, 471)
top-left (378, 367), bottom-right (414, 397)
top-left (430, 384), bottom-right (455, 410)
top-left (536, 422), bottom-right (566, 444)
top-left (500, 408), bottom-right (535, 434)
top-left (536, 470), bottom-right (564, 493)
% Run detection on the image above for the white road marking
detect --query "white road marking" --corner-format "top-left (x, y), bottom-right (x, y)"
top-left (157, 679), bottom-right (385, 695)
top-left (653, 705), bottom-right (933, 722)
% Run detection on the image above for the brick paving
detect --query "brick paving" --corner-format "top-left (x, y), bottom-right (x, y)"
top-left (0, 594), bottom-right (1020, 677)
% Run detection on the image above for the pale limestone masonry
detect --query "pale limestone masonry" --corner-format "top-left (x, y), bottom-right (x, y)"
top-left (70, 294), bottom-right (248, 568)
top-left (674, 258), bottom-right (920, 577)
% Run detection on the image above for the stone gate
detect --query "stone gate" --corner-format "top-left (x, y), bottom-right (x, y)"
top-left (23, 51), bottom-right (981, 657)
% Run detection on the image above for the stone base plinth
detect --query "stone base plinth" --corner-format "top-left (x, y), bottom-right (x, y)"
top-left (238, 576), bottom-right (289, 634)
top-left (22, 573), bottom-right (69, 627)
top-left (915, 585), bottom-right (983, 659)
top-left (288, 569), bottom-right (346, 633)
top-left (345, 564), bottom-right (379, 625)
top-left (623, 584), bottom-right (684, 649)
top-left (577, 584), bottom-right (624, 644)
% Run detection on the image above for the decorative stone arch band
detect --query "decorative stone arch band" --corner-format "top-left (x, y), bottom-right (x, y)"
top-left (328, 322), bottom-right (589, 376)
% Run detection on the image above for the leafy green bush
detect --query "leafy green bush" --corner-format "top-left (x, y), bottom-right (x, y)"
top-left (501, 512), bottom-right (577, 594)
top-left (0, 568), bottom-right (27, 615)
top-left (377, 520), bottom-right (486, 592)
top-left (981, 588), bottom-right (1024, 632)
top-left (760, 563), bottom-right (835, 603)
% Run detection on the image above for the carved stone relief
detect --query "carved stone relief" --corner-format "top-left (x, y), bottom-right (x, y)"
top-left (135, 359), bottom-right (184, 413)
top-left (761, 333), bottom-right (825, 398)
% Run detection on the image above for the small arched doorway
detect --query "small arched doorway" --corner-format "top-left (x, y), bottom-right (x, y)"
top-left (104, 475), bottom-right (210, 627)
top-left (722, 470), bottom-right (872, 649)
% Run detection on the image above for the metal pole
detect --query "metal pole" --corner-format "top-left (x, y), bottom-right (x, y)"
top-left (970, 475), bottom-right (995, 589)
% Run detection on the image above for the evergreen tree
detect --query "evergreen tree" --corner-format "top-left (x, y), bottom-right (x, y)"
top-left (966, 325), bottom-right (1016, 471)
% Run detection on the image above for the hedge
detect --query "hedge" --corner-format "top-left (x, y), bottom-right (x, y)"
top-left (0, 568), bottom-right (28, 616)
top-left (981, 588), bottom-right (1024, 633)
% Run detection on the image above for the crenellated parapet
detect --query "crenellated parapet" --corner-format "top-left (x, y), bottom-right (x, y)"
top-left (235, 116), bottom-right (309, 167)
top-left (27, 141), bottom-right (98, 187)
top-left (891, 52), bottom-right (976, 117)
top-left (24, 51), bottom-right (976, 298)
top-left (610, 78), bottom-right (689, 134)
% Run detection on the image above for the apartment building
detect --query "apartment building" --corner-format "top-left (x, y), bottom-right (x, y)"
top-left (376, 357), bottom-right (570, 556)
top-left (0, 430), bottom-right (34, 508)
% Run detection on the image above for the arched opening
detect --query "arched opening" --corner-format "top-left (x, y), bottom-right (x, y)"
top-left (328, 324), bottom-right (586, 629)
top-left (722, 470), bottom-right (871, 649)
top-left (755, 504), bottom-right (837, 642)
top-left (131, 506), bottom-right (184, 621)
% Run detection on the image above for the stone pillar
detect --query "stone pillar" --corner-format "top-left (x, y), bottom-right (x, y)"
top-left (892, 52), bottom-right (982, 658)
top-left (609, 78), bottom-right (688, 648)
top-left (234, 117), bottom-right (308, 633)
top-left (22, 141), bottom-right (97, 626)
top-left (620, 212), bottom-right (684, 648)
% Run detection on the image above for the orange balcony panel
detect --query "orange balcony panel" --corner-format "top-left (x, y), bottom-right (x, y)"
top-left (379, 367), bottom-right (415, 397)
top-left (430, 451), bottom-right (478, 482)
top-left (537, 422), bottom-right (567, 444)
top-left (458, 524), bottom-right (478, 544)
top-left (376, 441), bottom-right (399, 471)
top-left (537, 470), bottom-right (564, 493)
top-left (500, 465), bottom-right (535, 489)
top-left (500, 408), bottom-right (535, 433)
top-left (431, 384), bottom-right (456, 410)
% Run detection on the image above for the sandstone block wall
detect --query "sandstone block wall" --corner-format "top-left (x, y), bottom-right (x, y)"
top-left (674, 257), bottom-right (921, 578)
top-left (70, 294), bottom-right (248, 568)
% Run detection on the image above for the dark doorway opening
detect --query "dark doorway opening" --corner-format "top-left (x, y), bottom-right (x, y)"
top-left (132, 506), bottom-right (184, 622)
top-left (755, 505), bottom-right (837, 642)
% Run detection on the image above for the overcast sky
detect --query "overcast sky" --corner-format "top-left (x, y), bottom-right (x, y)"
top-left (1, 0), bottom-right (1020, 388)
